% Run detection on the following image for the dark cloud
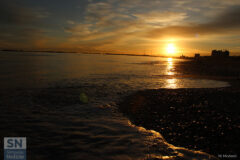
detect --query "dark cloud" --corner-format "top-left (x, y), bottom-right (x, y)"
top-left (0, 1), bottom-right (49, 26)
top-left (0, 1), bottom-right (52, 49)
top-left (146, 6), bottom-right (240, 38)
top-left (211, 6), bottom-right (240, 28)
top-left (0, 27), bottom-right (46, 46)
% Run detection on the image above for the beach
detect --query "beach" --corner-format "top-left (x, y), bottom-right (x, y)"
top-left (119, 57), bottom-right (240, 158)
top-left (119, 88), bottom-right (240, 156)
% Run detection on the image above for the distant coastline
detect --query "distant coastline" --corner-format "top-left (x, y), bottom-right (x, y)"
top-left (0, 49), bottom-right (78, 54)
top-left (2, 49), bottom-right (240, 60)
top-left (0, 49), bottom-right (166, 58)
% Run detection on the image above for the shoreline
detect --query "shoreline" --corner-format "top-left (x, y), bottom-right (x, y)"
top-left (119, 58), bottom-right (240, 157)
top-left (118, 87), bottom-right (240, 157)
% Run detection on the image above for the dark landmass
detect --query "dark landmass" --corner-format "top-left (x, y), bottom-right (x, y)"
top-left (1, 49), bottom-right (78, 54)
top-left (1, 48), bottom-right (178, 58)
top-left (175, 57), bottom-right (240, 88)
top-left (176, 57), bottom-right (240, 78)
top-left (0, 49), bottom-right (79, 53)
top-left (119, 88), bottom-right (240, 156)
top-left (119, 57), bottom-right (240, 157)
top-left (102, 52), bottom-right (162, 57)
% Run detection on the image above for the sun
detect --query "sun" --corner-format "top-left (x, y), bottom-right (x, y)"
top-left (166, 43), bottom-right (176, 55)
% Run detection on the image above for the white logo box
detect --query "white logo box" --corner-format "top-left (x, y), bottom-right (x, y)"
top-left (4, 137), bottom-right (27, 149)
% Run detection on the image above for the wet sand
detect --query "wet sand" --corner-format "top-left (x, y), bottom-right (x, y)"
top-left (119, 57), bottom-right (240, 157)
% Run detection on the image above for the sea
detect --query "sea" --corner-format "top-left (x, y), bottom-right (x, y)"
top-left (0, 51), bottom-right (228, 160)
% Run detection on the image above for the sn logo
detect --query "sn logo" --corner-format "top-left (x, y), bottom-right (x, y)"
top-left (4, 137), bottom-right (27, 149)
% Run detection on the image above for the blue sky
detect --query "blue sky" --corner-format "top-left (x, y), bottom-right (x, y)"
top-left (1, 0), bottom-right (240, 56)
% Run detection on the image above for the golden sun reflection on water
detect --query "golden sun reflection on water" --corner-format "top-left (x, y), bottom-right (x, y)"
top-left (166, 58), bottom-right (174, 76)
top-left (166, 79), bottom-right (177, 88)
top-left (165, 58), bottom-right (177, 88)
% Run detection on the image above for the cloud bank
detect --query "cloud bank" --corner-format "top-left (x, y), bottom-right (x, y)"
top-left (0, 0), bottom-right (240, 55)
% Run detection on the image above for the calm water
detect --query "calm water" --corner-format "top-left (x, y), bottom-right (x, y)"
top-left (0, 51), bottom-right (229, 89)
top-left (0, 51), bottom-right (227, 160)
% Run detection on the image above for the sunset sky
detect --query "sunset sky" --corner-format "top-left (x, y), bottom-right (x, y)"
top-left (1, 0), bottom-right (240, 56)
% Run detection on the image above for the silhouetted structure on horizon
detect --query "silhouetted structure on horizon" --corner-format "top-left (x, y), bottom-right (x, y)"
top-left (194, 53), bottom-right (200, 59)
top-left (180, 54), bottom-right (186, 59)
top-left (211, 50), bottom-right (229, 57)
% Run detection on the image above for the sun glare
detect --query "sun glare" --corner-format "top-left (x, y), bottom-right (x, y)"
top-left (166, 43), bottom-right (176, 56)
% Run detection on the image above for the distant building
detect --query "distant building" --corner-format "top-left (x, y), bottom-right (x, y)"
top-left (211, 50), bottom-right (229, 57)
top-left (194, 53), bottom-right (200, 60)
top-left (180, 54), bottom-right (186, 59)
